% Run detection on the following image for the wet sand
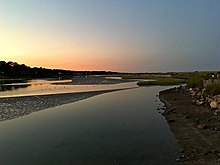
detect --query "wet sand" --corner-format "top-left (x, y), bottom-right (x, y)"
top-left (54, 76), bottom-right (134, 85)
top-left (0, 88), bottom-right (134, 122)
top-left (159, 87), bottom-right (220, 164)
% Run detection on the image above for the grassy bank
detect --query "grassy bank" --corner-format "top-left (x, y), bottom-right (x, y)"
top-left (121, 74), bottom-right (171, 79)
top-left (137, 78), bottom-right (186, 86)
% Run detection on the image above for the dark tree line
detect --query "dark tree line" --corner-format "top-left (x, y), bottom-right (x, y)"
top-left (0, 61), bottom-right (118, 78)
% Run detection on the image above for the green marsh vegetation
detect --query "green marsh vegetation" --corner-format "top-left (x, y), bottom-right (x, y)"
top-left (204, 84), bottom-right (220, 96)
top-left (137, 78), bottom-right (186, 86)
top-left (129, 71), bottom-right (216, 87)
top-left (121, 74), bottom-right (170, 80)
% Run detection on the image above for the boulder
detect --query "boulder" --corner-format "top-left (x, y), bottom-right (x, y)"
top-left (196, 91), bottom-right (202, 97)
top-left (191, 91), bottom-right (197, 97)
top-left (201, 89), bottom-right (205, 96)
top-left (197, 124), bottom-right (206, 130)
top-left (217, 97), bottom-right (220, 103)
top-left (196, 100), bottom-right (204, 106)
top-left (206, 97), bottom-right (213, 103)
top-left (210, 101), bottom-right (218, 109)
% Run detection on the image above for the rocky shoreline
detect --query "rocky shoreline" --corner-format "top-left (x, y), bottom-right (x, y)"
top-left (159, 87), bottom-right (220, 164)
top-left (0, 88), bottom-right (132, 122)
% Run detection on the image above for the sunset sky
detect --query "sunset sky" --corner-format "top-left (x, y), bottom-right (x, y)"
top-left (1, 0), bottom-right (220, 72)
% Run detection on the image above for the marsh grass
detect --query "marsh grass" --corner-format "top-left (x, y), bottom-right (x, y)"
top-left (186, 78), bottom-right (204, 89)
top-left (121, 74), bottom-right (170, 79)
top-left (137, 78), bottom-right (186, 86)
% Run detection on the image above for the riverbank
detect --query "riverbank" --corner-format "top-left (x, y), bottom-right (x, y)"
top-left (0, 88), bottom-right (134, 122)
top-left (159, 87), bottom-right (220, 164)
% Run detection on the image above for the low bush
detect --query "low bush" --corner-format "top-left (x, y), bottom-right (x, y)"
top-left (186, 78), bottom-right (203, 89)
top-left (204, 84), bottom-right (220, 96)
top-left (137, 78), bottom-right (186, 86)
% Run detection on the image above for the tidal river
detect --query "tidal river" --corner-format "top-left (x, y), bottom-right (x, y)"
top-left (0, 86), bottom-right (180, 164)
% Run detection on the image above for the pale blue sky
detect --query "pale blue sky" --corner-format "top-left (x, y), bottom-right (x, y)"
top-left (1, 0), bottom-right (220, 72)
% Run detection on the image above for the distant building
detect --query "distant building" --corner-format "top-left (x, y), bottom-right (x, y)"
top-left (203, 79), bottom-right (220, 86)
top-left (203, 72), bottom-right (220, 86)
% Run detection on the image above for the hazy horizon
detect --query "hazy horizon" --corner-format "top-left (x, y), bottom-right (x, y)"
top-left (1, 0), bottom-right (220, 72)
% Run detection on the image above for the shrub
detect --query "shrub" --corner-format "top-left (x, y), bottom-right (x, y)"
top-left (137, 78), bottom-right (185, 86)
top-left (204, 84), bottom-right (220, 96)
top-left (186, 78), bottom-right (203, 88)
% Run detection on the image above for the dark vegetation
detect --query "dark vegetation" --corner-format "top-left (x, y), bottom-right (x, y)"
top-left (169, 71), bottom-right (213, 80)
top-left (173, 72), bottom-right (220, 97)
top-left (137, 78), bottom-right (186, 86)
top-left (204, 84), bottom-right (220, 96)
top-left (0, 61), bottom-right (118, 79)
top-left (186, 78), bottom-right (204, 88)
top-left (120, 73), bottom-right (170, 79)
top-left (131, 71), bottom-right (217, 87)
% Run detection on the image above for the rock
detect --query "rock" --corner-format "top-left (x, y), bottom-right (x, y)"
top-left (168, 119), bottom-right (176, 123)
top-left (217, 96), bottom-right (220, 103)
top-left (207, 97), bottom-right (213, 103)
top-left (176, 156), bottom-right (182, 162)
top-left (214, 127), bottom-right (219, 131)
top-left (197, 124), bottom-right (206, 130)
top-left (197, 91), bottom-right (202, 97)
top-left (201, 89), bottom-right (205, 95)
top-left (180, 154), bottom-right (185, 159)
top-left (191, 91), bottom-right (197, 97)
top-left (210, 101), bottom-right (218, 109)
top-left (214, 112), bottom-right (218, 116)
top-left (200, 98), bottom-right (205, 101)
top-left (166, 107), bottom-right (176, 114)
top-left (185, 115), bottom-right (190, 119)
top-left (196, 100), bottom-right (204, 106)
top-left (171, 107), bottom-right (176, 111)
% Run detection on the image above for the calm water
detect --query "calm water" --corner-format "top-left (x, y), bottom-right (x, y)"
top-left (0, 87), bottom-right (180, 164)
top-left (0, 79), bottom-right (137, 98)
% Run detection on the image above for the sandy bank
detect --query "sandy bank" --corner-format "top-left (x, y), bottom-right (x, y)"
top-left (54, 76), bottom-right (134, 85)
top-left (159, 87), bottom-right (220, 164)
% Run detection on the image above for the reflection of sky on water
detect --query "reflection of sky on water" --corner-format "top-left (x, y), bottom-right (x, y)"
top-left (0, 84), bottom-right (30, 92)
top-left (0, 86), bottom-right (179, 164)
top-left (0, 79), bottom-right (138, 98)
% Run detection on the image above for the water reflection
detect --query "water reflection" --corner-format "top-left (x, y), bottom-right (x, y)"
top-left (0, 79), bottom-right (30, 92)
top-left (0, 87), bottom-right (180, 164)
top-left (0, 79), bottom-right (138, 98)
top-left (0, 84), bottom-right (30, 92)
top-left (0, 78), bottom-right (28, 85)
top-left (0, 79), bottom-right (71, 96)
